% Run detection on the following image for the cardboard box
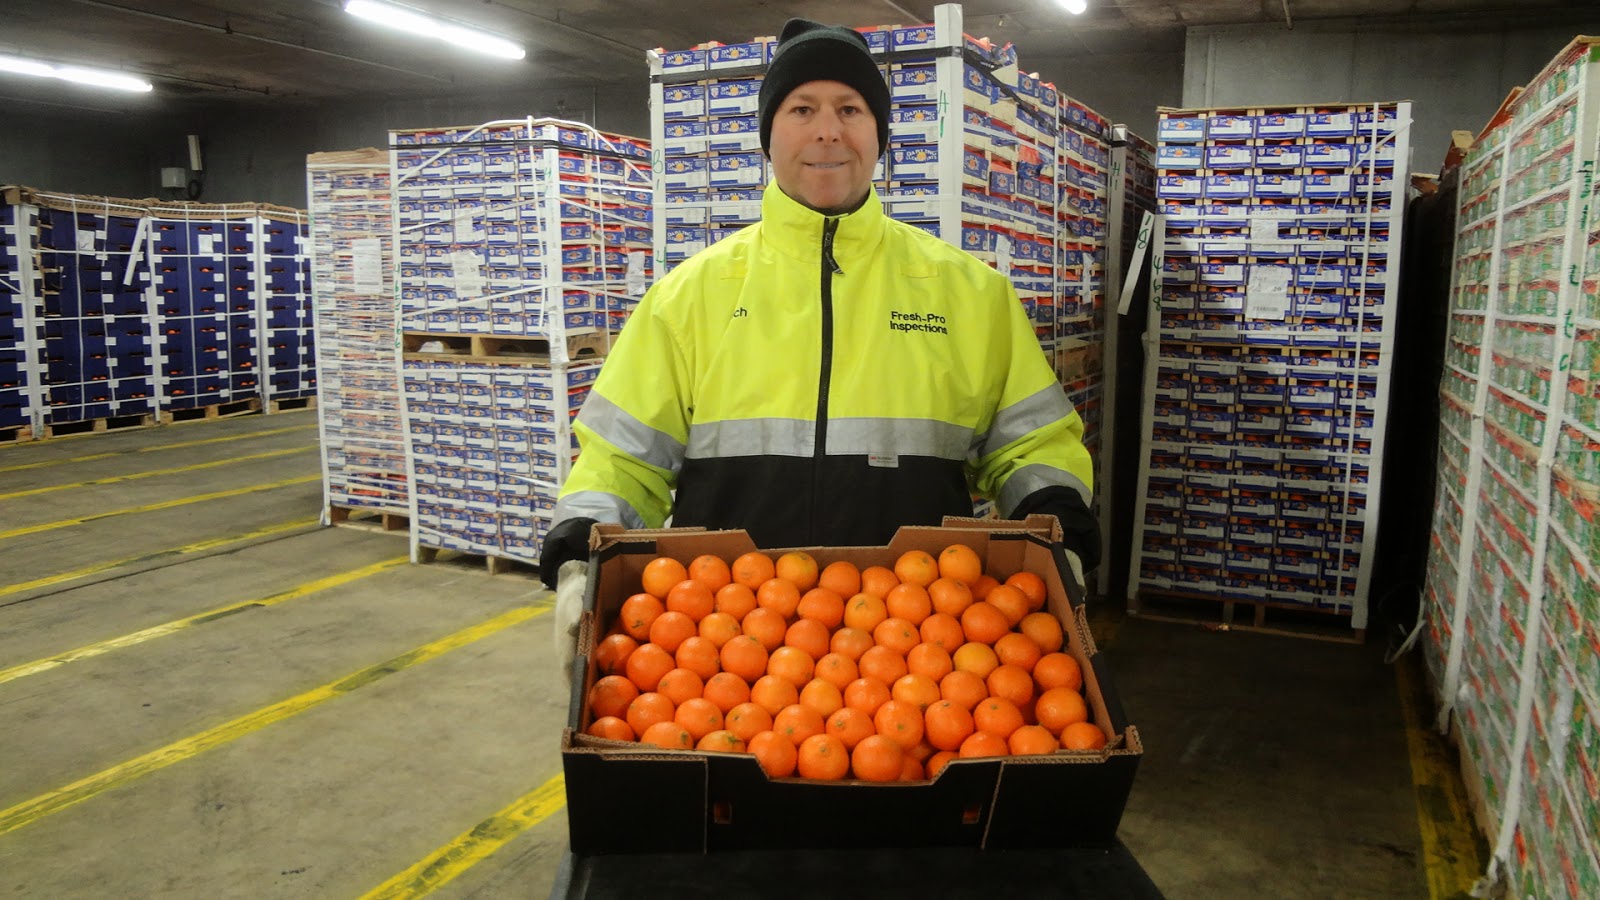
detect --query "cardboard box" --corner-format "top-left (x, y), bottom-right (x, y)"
top-left (561, 517), bottom-right (1142, 854)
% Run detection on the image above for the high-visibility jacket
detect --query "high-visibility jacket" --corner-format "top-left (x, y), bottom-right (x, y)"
top-left (553, 181), bottom-right (1093, 551)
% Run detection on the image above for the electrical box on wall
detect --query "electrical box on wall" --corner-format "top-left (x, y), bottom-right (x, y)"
top-left (160, 167), bottom-right (187, 188)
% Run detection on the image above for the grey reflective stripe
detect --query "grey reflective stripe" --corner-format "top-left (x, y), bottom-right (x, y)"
top-left (997, 464), bottom-right (1093, 517)
top-left (974, 385), bottom-right (1077, 457)
top-left (578, 390), bottom-right (686, 472)
top-left (553, 491), bottom-right (648, 530)
top-left (686, 417), bottom-right (971, 460)
top-left (686, 418), bottom-right (815, 458)
top-left (828, 417), bottom-right (970, 460)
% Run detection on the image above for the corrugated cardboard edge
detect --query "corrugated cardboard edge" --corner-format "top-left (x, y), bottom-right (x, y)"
top-left (306, 147), bottom-right (389, 166)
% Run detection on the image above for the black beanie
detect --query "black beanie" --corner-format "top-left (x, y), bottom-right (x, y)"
top-left (758, 19), bottom-right (891, 158)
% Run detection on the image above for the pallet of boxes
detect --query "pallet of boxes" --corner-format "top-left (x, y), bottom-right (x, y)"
top-left (560, 516), bottom-right (1142, 856)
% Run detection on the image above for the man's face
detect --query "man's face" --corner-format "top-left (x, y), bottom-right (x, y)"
top-left (767, 80), bottom-right (878, 214)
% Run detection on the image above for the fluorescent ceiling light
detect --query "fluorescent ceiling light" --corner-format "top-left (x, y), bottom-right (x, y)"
top-left (1058, 0), bottom-right (1088, 13)
top-left (344, 0), bottom-right (526, 60)
top-left (0, 54), bottom-right (153, 92)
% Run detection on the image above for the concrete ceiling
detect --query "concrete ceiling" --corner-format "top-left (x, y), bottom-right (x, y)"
top-left (0, 0), bottom-right (1593, 111)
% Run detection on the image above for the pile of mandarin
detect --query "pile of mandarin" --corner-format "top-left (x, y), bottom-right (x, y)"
top-left (583, 544), bottom-right (1107, 782)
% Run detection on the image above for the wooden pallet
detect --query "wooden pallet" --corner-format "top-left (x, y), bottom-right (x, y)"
top-left (416, 544), bottom-right (538, 577)
top-left (269, 395), bottom-right (318, 414)
top-left (1129, 588), bottom-right (1365, 644)
top-left (160, 397), bottom-right (261, 424)
top-left (401, 331), bottom-right (613, 365)
top-left (327, 504), bottom-right (409, 533)
top-left (43, 412), bottom-right (156, 439)
top-left (0, 425), bottom-right (35, 446)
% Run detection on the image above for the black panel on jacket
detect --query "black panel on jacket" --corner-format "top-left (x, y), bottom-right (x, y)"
top-left (674, 454), bottom-right (971, 549)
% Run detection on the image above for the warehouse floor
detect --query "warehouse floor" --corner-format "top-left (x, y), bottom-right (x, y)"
top-left (0, 412), bottom-right (1475, 898)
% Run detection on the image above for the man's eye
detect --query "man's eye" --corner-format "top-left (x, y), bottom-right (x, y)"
top-left (840, 105), bottom-right (860, 116)
top-left (789, 105), bottom-right (811, 115)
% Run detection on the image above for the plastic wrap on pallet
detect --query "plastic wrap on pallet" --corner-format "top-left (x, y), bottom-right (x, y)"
top-left (389, 119), bottom-right (654, 562)
top-left (1419, 36), bottom-right (1600, 898)
top-left (308, 149), bottom-right (407, 518)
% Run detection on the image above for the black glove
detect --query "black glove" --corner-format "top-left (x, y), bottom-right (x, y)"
top-left (540, 516), bottom-right (597, 589)
top-left (1011, 486), bottom-right (1101, 572)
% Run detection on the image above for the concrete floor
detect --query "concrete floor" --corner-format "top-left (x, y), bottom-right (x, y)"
top-left (0, 411), bottom-right (1441, 898)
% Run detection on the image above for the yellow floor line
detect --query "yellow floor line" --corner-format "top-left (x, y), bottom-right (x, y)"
top-left (0, 445), bottom-right (316, 501)
top-left (0, 424), bottom-right (318, 474)
top-left (1395, 652), bottom-right (1487, 899)
top-left (360, 774), bottom-right (567, 900)
top-left (0, 474), bottom-right (320, 542)
top-left (0, 604), bottom-right (548, 838)
top-left (0, 556), bottom-right (409, 686)
top-left (0, 517), bottom-right (320, 600)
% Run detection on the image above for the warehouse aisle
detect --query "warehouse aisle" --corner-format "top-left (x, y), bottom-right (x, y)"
top-left (0, 412), bottom-right (1463, 898)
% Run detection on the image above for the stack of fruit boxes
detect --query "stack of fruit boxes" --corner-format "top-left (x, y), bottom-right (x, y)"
top-left (0, 200), bottom-right (43, 440)
top-left (255, 210), bottom-right (316, 405)
top-left (0, 187), bottom-right (316, 437)
top-left (1423, 36), bottom-right (1600, 898)
top-left (31, 194), bottom-right (159, 428)
top-left (307, 149), bottom-right (408, 523)
top-left (389, 119), bottom-right (652, 563)
top-left (144, 203), bottom-right (314, 413)
top-left (1127, 100), bottom-right (1413, 632)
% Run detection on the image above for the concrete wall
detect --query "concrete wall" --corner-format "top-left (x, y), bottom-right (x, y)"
top-left (1183, 15), bottom-right (1600, 171)
top-left (0, 106), bottom-right (188, 199)
top-left (175, 81), bottom-right (651, 208)
top-left (1034, 51), bottom-right (1186, 144)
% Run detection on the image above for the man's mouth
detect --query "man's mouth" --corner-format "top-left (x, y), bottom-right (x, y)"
top-left (807, 162), bottom-right (845, 169)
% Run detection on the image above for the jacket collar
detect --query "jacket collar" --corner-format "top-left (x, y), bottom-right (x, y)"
top-left (758, 180), bottom-right (889, 264)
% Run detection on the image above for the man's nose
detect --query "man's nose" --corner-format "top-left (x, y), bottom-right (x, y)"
top-left (813, 110), bottom-right (843, 141)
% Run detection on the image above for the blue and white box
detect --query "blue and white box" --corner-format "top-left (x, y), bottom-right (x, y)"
top-left (1205, 145), bottom-right (1253, 169)
top-left (1205, 174), bottom-right (1253, 200)
top-left (1306, 111), bottom-right (1356, 138)
top-left (708, 79), bottom-right (761, 116)
top-left (1157, 116), bottom-right (1205, 143)
top-left (1157, 145), bottom-right (1205, 169)
top-left (1207, 115), bottom-right (1254, 140)
top-left (660, 48), bottom-right (705, 73)
top-left (708, 42), bottom-right (763, 70)
top-left (662, 83), bottom-right (705, 119)
top-left (1256, 113), bottom-right (1306, 140)
top-left (890, 66), bottom-right (939, 103)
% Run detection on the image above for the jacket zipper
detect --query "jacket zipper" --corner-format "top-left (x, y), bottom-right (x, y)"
top-left (811, 218), bottom-right (842, 543)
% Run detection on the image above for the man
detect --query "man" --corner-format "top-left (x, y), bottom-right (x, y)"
top-left (542, 19), bottom-right (1098, 662)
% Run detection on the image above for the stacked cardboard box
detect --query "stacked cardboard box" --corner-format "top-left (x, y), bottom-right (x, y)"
top-left (307, 150), bottom-right (407, 522)
top-left (0, 202), bottom-right (42, 440)
top-left (389, 119), bottom-right (652, 562)
top-left (1125, 101), bottom-right (1411, 631)
top-left (256, 212), bottom-right (316, 404)
top-left (1423, 37), bottom-right (1600, 898)
top-left (1054, 97), bottom-right (1111, 493)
